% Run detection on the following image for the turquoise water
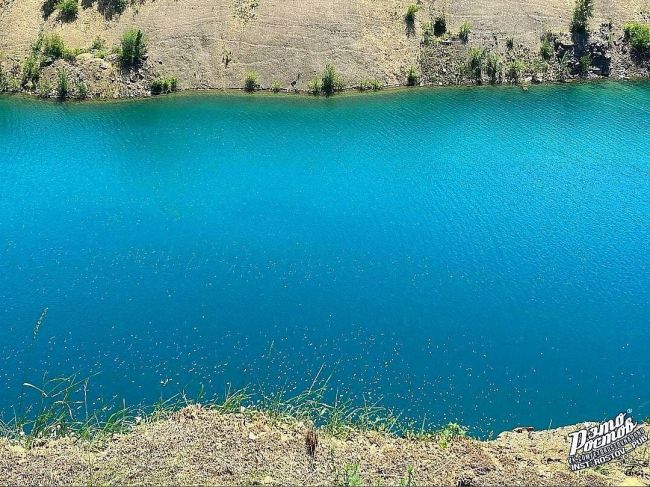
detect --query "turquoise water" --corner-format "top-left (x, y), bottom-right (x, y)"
top-left (0, 83), bottom-right (649, 434)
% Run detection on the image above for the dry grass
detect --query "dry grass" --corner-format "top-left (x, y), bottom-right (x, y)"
top-left (1, 406), bottom-right (648, 486)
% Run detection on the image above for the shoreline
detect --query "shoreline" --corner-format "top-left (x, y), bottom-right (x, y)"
top-left (2, 77), bottom-right (649, 106)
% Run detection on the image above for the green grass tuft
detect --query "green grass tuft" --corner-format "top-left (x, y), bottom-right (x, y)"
top-left (404, 5), bottom-right (419, 24)
top-left (1, 365), bottom-right (470, 450)
top-left (459, 21), bottom-right (471, 42)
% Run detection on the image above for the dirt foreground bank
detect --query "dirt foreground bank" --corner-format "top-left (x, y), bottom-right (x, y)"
top-left (1, 407), bottom-right (648, 485)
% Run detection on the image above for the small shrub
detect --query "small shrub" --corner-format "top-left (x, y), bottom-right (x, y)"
top-left (459, 21), bottom-right (471, 42)
top-left (99, 0), bottom-right (128, 16)
top-left (506, 59), bottom-right (526, 83)
top-left (406, 65), bottom-right (418, 86)
top-left (42, 0), bottom-right (58, 18)
top-left (22, 56), bottom-right (41, 86)
top-left (540, 38), bottom-right (553, 60)
top-left (119, 28), bottom-right (147, 66)
top-left (321, 64), bottom-right (344, 96)
top-left (57, 67), bottom-right (69, 99)
top-left (63, 47), bottom-right (82, 61)
top-left (270, 80), bottom-right (282, 92)
top-left (91, 37), bottom-right (105, 51)
top-left (433, 16), bottom-right (446, 36)
top-left (76, 80), bottom-right (87, 99)
top-left (358, 78), bottom-right (383, 91)
top-left (150, 76), bottom-right (179, 95)
top-left (540, 29), bottom-right (556, 42)
top-left (243, 71), bottom-right (260, 91)
top-left (558, 52), bottom-right (571, 80)
top-left (149, 79), bottom-right (164, 94)
top-left (571, 0), bottom-right (593, 34)
top-left (505, 37), bottom-right (514, 50)
top-left (57, 0), bottom-right (78, 21)
top-left (37, 77), bottom-right (52, 97)
top-left (307, 78), bottom-right (321, 95)
top-left (421, 22), bottom-right (434, 45)
top-left (404, 4), bottom-right (419, 24)
top-left (0, 65), bottom-right (6, 92)
top-left (624, 22), bottom-right (650, 53)
top-left (578, 54), bottom-right (591, 74)
top-left (466, 47), bottom-right (485, 81)
top-left (485, 51), bottom-right (501, 83)
top-left (42, 33), bottom-right (65, 59)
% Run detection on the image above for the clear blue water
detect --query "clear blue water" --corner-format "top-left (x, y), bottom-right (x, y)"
top-left (1, 82), bottom-right (649, 435)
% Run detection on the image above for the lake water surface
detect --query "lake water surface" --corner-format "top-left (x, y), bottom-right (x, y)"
top-left (1, 83), bottom-right (649, 434)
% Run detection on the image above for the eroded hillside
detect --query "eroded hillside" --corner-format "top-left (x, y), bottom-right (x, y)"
top-left (0, 0), bottom-right (649, 97)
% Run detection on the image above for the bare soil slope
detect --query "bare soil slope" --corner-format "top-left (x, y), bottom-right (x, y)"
top-left (1, 0), bottom-right (649, 94)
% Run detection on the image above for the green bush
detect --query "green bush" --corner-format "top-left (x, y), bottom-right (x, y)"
top-left (484, 52), bottom-right (501, 84)
top-left (149, 80), bottom-right (164, 94)
top-left (22, 56), bottom-right (41, 86)
top-left (63, 47), bottom-right (82, 61)
top-left (307, 78), bottom-right (321, 95)
top-left (42, 0), bottom-right (58, 18)
top-left (578, 54), bottom-right (591, 74)
top-left (76, 80), bottom-right (88, 99)
top-left (0, 65), bottom-right (6, 92)
top-left (571, 0), bottom-right (593, 34)
top-left (41, 33), bottom-right (65, 59)
top-left (98, 0), bottom-right (128, 16)
top-left (57, 0), bottom-right (78, 21)
top-left (371, 78), bottom-right (382, 90)
top-left (459, 21), bottom-right (471, 42)
top-left (558, 52), bottom-right (571, 80)
top-left (540, 39), bottom-right (553, 60)
top-left (466, 47), bottom-right (485, 80)
top-left (37, 77), bottom-right (52, 97)
top-left (406, 65), bottom-right (418, 86)
top-left (358, 78), bottom-right (382, 91)
top-left (624, 22), bottom-right (650, 53)
top-left (91, 37), bottom-right (105, 51)
top-left (57, 67), bottom-right (69, 99)
top-left (357, 80), bottom-right (369, 91)
top-left (120, 28), bottom-right (147, 66)
top-left (506, 59), bottom-right (526, 83)
top-left (321, 64), bottom-right (344, 95)
top-left (270, 80), bottom-right (282, 92)
top-left (421, 23), bottom-right (434, 45)
top-left (433, 16), bottom-right (446, 36)
top-left (404, 5), bottom-right (419, 24)
top-left (243, 71), bottom-right (260, 91)
top-left (150, 76), bottom-right (179, 95)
